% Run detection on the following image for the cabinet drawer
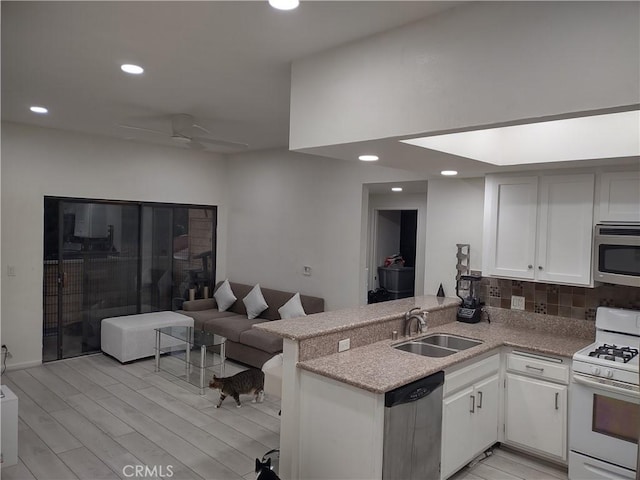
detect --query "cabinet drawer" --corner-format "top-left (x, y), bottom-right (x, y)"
top-left (444, 353), bottom-right (500, 396)
top-left (507, 352), bottom-right (569, 384)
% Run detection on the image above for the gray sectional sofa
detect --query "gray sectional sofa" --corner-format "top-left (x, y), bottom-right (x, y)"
top-left (178, 281), bottom-right (324, 368)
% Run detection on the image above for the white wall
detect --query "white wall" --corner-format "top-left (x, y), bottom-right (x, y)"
top-left (1, 123), bottom-right (486, 368)
top-left (290, 2), bottom-right (640, 149)
top-left (1, 122), bottom-right (230, 368)
top-left (424, 178), bottom-right (485, 298)
top-left (224, 149), bottom-right (418, 310)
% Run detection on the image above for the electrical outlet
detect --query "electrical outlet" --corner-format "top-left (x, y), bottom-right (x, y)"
top-left (511, 295), bottom-right (525, 310)
top-left (338, 338), bottom-right (350, 352)
top-left (6, 266), bottom-right (15, 277)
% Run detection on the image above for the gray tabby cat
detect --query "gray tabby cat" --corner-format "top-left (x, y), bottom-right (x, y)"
top-left (209, 369), bottom-right (265, 408)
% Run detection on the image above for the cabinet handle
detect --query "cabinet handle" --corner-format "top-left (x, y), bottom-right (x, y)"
top-left (527, 265), bottom-right (533, 269)
top-left (555, 392), bottom-right (559, 410)
top-left (477, 391), bottom-right (483, 409)
top-left (525, 365), bottom-right (544, 373)
top-left (538, 266), bottom-right (543, 270)
top-left (470, 395), bottom-right (475, 413)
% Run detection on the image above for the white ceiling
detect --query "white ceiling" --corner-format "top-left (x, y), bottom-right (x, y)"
top-left (1, 1), bottom-right (458, 154)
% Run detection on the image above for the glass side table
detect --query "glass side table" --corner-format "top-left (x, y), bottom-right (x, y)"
top-left (155, 326), bottom-right (226, 395)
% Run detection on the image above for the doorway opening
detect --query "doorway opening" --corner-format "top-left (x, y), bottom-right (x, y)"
top-left (364, 181), bottom-right (427, 305)
top-left (370, 209), bottom-right (418, 303)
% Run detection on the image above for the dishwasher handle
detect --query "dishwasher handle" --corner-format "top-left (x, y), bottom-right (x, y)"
top-left (385, 371), bottom-right (444, 407)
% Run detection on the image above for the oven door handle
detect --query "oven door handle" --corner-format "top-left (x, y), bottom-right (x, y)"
top-left (573, 373), bottom-right (640, 399)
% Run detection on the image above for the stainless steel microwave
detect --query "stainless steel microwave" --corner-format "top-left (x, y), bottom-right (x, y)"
top-left (594, 224), bottom-right (640, 287)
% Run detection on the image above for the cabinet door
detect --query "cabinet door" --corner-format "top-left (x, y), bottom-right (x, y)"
top-left (505, 373), bottom-right (567, 460)
top-left (537, 174), bottom-right (595, 285)
top-left (441, 386), bottom-right (474, 480)
top-left (484, 176), bottom-right (538, 279)
top-left (473, 374), bottom-right (500, 454)
top-left (599, 171), bottom-right (640, 222)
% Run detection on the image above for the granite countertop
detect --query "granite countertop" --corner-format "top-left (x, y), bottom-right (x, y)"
top-left (254, 295), bottom-right (459, 340)
top-left (298, 321), bottom-right (593, 394)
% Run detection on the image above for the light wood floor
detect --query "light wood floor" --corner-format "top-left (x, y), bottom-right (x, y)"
top-left (1, 354), bottom-right (279, 480)
top-left (450, 447), bottom-right (568, 480)
top-left (1, 354), bottom-right (569, 480)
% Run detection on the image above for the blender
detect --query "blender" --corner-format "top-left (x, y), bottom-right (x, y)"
top-left (456, 274), bottom-right (483, 323)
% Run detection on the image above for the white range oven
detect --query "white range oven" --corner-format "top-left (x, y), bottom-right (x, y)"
top-left (569, 307), bottom-right (639, 479)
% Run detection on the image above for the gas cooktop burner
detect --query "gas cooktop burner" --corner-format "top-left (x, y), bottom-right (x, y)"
top-left (588, 344), bottom-right (639, 363)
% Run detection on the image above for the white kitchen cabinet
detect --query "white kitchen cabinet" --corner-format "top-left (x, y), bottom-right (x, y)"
top-left (441, 355), bottom-right (500, 480)
top-left (537, 174), bottom-right (595, 285)
top-left (442, 385), bottom-right (474, 478)
top-left (483, 176), bottom-right (538, 279)
top-left (505, 374), bottom-right (567, 460)
top-left (473, 374), bottom-right (500, 454)
top-left (504, 352), bottom-right (569, 462)
top-left (598, 170), bottom-right (640, 222)
top-left (483, 173), bottom-right (595, 286)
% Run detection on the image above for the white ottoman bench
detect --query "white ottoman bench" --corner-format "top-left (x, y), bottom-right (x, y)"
top-left (101, 311), bottom-right (193, 363)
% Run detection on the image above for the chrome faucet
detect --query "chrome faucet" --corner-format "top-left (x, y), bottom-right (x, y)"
top-left (404, 307), bottom-right (427, 337)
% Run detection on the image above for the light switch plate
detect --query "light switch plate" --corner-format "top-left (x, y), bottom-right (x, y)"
top-left (511, 295), bottom-right (525, 310)
top-left (303, 265), bottom-right (311, 276)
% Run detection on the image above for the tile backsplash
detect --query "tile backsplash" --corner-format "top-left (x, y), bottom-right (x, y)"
top-left (478, 278), bottom-right (640, 321)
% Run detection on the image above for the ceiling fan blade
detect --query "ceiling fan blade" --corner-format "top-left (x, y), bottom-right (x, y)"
top-left (191, 122), bottom-right (213, 136)
top-left (192, 136), bottom-right (249, 149)
top-left (118, 124), bottom-right (167, 135)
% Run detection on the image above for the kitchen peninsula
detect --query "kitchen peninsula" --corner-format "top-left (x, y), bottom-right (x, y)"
top-left (255, 296), bottom-right (594, 479)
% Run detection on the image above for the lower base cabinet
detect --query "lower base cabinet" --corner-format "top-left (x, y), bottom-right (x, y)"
top-left (503, 351), bottom-right (569, 462)
top-left (441, 355), bottom-right (500, 480)
top-left (504, 373), bottom-right (567, 460)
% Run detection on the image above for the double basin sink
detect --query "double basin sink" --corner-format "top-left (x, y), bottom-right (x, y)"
top-left (395, 334), bottom-right (482, 357)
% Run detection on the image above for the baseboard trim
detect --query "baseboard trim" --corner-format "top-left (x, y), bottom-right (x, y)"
top-left (4, 359), bottom-right (42, 371)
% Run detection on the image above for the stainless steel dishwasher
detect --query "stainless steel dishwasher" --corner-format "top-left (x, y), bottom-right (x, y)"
top-left (382, 371), bottom-right (445, 480)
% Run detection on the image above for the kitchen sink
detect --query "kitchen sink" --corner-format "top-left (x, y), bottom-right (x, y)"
top-left (420, 334), bottom-right (482, 350)
top-left (394, 333), bottom-right (482, 357)
top-left (395, 342), bottom-right (456, 357)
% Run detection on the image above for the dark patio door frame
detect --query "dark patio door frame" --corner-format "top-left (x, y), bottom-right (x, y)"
top-left (43, 196), bottom-right (217, 361)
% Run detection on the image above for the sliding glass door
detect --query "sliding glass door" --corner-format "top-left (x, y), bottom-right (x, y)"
top-left (43, 198), bottom-right (216, 361)
top-left (140, 206), bottom-right (216, 312)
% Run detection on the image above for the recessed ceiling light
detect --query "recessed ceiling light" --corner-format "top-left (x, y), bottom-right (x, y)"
top-left (268, 0), bottom-right (299, 10)
top-left (121, 64), bottom-right (144, 75)
top-left (29, 106), bottom-right (48, 114)
top-left (391, 187), bottom-right (403, 192)
top-left (441, 170), bottom-right (458, 176)
top-left (359, 154), bottom-right (379, 162)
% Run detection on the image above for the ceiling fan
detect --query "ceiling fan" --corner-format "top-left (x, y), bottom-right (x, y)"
top-left (118, 113), bottom-right (249, 150)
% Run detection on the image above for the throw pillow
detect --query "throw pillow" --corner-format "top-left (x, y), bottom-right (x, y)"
top-left (243, 284), bottom-right (269, 320)
top-left (278, 292), bottom-right (307, 319)
top-left (214, 279), bottom-right (237, 312)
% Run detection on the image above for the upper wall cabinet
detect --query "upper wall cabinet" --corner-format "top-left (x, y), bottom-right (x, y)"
top-left (598, 171), bottom-right (640, 222)
top-left (483, 173), bottom-right (595, 286)
top-left (483, 176), bottom-right (539, 280)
